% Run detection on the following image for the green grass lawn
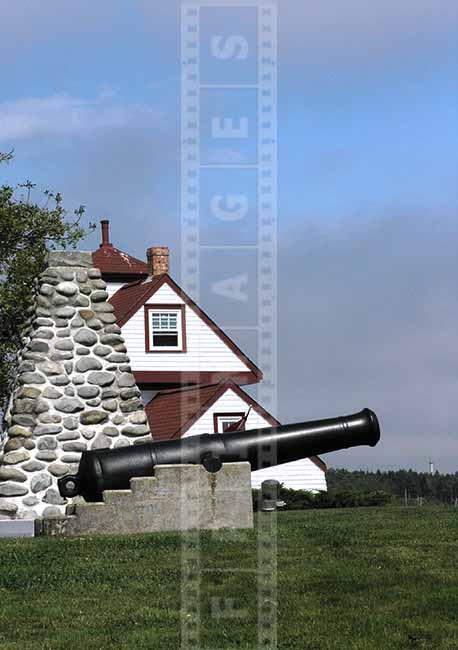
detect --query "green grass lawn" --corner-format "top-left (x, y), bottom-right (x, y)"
top-left (0, 506), bottom-right (456, 649)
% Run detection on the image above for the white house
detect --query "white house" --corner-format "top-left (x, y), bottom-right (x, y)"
top-left (92, 221), bottom-right (327, 491)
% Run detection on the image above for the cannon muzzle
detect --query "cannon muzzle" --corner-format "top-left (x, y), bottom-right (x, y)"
top-left (58, 408), bottom-right (380, 501)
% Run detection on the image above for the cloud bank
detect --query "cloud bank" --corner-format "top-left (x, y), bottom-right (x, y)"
top-left (0, 93), bottom-right (163, 144)
top-left (277, 210), bottom-right (458, 473)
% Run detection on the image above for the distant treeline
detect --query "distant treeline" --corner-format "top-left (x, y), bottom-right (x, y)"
top-left (327, 468), bottom-right (458, 505)
top-left (253, 487), bottom-right (392, 510)
top-left (252, 469), bottom-right (458, 511)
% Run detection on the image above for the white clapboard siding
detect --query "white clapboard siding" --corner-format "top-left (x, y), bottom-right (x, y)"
top-left (106, 282), bottom-right (126, 298)
top-left (121, 283), bottom-right (249, 372)
top-left (250, 459), bottom-right (327, 492)
top-left (182, 389), bottom-right (327, 492)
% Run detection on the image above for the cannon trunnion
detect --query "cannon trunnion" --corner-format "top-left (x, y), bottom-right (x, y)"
top-left (58, 408), bottom-right (381, 502)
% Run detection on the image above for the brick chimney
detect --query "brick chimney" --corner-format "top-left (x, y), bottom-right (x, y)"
top-left (147, 246), bottom-right (169, 276)
top-left (100, 219), bottom-right (113, 248)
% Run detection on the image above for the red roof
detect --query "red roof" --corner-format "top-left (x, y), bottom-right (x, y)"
top-left (146, 382), bottom-right (228, 441)
top-left (92, 219), bottom-right (149, 278)
top-left (92, 245), bottom-right (149, 277)
top-left (145, 380), bottom-right (326, 471)
top-left (109, 274), bottom-right (262, 382)
top-left (109, 275), bottom-right (165, 325)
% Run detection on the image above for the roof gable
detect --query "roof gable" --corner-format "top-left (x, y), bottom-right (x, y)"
top-left (110, 274), bottom-right (262, 381)
top-left (109, 275), bottom-right (166, 325)
top-left (145, 380), bottom-right (326, 472)
top-left (145, 382), bottom-right (229, 441)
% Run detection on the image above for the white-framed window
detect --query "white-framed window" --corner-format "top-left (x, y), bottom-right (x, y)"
top-left (214, 413), bottom-right (245, 433)
top-left (145, 304), bottom-right (186, 352)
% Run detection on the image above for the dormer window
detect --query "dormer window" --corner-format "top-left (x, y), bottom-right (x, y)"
top-left (145, 304), bottom-right (186, 352)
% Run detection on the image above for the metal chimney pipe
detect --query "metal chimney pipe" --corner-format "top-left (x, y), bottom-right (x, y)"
top-left (100, 219), bottom-right (111, 247)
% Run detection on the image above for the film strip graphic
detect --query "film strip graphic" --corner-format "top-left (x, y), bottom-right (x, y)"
top-left (180, 2), bottom-right (277, 647)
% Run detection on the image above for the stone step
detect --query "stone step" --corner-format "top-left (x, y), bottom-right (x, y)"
top-left (103, 489), bottom-right (134, 506)
top-left (36, 463), bottom-right (253, 537)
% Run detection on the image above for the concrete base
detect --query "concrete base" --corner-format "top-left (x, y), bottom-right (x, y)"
top-left (0, 520), bottom-right (35, 538)
top-left (35, 463), bottom-right (253, 537)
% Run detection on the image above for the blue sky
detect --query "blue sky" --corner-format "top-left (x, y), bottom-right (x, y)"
top-left (1, 0), bottom-right (457, 472)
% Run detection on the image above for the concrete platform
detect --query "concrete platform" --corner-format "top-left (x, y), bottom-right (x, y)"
top-left (35, 463), bottom-right (253, 537)
top-left (0, 520), bottom-right (35, 538)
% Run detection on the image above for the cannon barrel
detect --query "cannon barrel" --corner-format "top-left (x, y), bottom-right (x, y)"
top-left (58, 408), bottom-right (380, 501)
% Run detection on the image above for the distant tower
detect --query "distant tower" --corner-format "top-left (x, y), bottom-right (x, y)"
top-left (428, 459), bottom-right (435, 475)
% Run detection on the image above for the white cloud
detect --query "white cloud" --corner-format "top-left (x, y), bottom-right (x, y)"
top-left (0, 93), bottom-right (164, 143)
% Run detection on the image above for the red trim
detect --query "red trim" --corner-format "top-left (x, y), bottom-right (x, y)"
top-left (133, 370), bottom-right (259, 388)
top-left (213, 412), bottom-right (245, 433)
top-left (308, 456), bottom-right (327, 472)
top-left (144, 304), bottom-right (187, 353)
top-left (111, 274), bottom-right (262, 383)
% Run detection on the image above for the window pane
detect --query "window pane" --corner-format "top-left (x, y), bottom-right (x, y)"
top-left (151, 311), bottom-right (180, 332)
top-left (153, 333), bottom-right (179, 347)
top-left (219, 417), bottom-right (241, 432)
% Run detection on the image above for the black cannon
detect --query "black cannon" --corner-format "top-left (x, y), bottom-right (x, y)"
top-left (58, 408), bottom-right (380, 501)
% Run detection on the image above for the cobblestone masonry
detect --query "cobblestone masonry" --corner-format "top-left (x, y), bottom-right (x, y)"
top-left (0, 251), bottom-right (151, 520)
